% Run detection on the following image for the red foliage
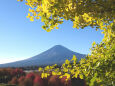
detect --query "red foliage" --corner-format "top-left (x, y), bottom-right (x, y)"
top-left (25, 72), bottom-right (35, 80)
top-left (33, 75), bottom-right (44, 86)
top-left (60, 76), bottom-right (72, 86)
top-left (10, 68), bottom-right (25, 76)
top-left (0, 68), bottom-right (86, 86)
top-left (15, 68), bottom-right (23, 74)
top-left (18, 76), bottom-right (25, 83)
top-left (48, 75), bottom-right (61, 86)
top-left (19, 78), bottom-right (33, 86)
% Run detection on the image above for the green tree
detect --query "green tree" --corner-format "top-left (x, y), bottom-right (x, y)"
top-left (18, 0), bottom-right (115, 85)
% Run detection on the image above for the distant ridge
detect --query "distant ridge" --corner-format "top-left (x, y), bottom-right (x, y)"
top-left (0, 45), bottom-right (86, 67)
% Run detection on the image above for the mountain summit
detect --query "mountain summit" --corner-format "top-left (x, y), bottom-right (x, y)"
top-left (0, 45), bottom-right (86, 67)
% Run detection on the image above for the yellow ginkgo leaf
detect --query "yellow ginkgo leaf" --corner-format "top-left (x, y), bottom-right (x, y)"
top-left (26, 13), bottom-right (31, 18)
top-left (56, 27), bottom-right (59, 29)
top-left (79, 74), bottom-right (83, 79)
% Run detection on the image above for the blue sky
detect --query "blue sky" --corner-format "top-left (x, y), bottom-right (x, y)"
top-left (0, 0), bottom-right (104, 64)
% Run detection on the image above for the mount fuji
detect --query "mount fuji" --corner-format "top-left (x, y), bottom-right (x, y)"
top-left (0, 45), bottom-right (86, 67)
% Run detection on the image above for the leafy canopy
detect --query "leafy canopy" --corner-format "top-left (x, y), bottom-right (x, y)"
top-left (18, 0), bottom-right (114, 31)
top-left (18, 0), bottom-right (115, 86)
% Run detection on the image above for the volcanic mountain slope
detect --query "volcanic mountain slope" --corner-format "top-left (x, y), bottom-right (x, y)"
top-left (0, 45), bottom-right (86, 67)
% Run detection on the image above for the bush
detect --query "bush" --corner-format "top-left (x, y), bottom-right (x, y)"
top-left (25, 73), bottom-right (35, 80)
top-left (18, 76), bottom-right (25, 83)
top-left (60, 76), bottom-right (72, 86)
top-left (0, 68), bottom-right (25, 84)
top-left (33, 75), bottom-right (44, 86)
top-left (19, 78), bottom-right (33, 86)
top-left (48, 75), bottom-right (61, 86)
top-left (8, 77), bottom-right (18, 85)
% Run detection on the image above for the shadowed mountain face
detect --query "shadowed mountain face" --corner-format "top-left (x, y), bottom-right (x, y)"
top-left (0, 45), bottom-right (86, 67)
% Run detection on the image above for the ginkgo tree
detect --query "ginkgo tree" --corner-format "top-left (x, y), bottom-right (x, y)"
top-left (18, 0), bottom-right (115, 86)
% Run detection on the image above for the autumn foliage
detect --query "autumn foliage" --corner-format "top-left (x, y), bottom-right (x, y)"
top-left (0, 68), bottom-right (86, 86)
top-left (17, 0), bottom-right (115, 85)
top-left (1, 0), bottom-right (114, 85)
top-left (0, 68), bottom-right (25, 83)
